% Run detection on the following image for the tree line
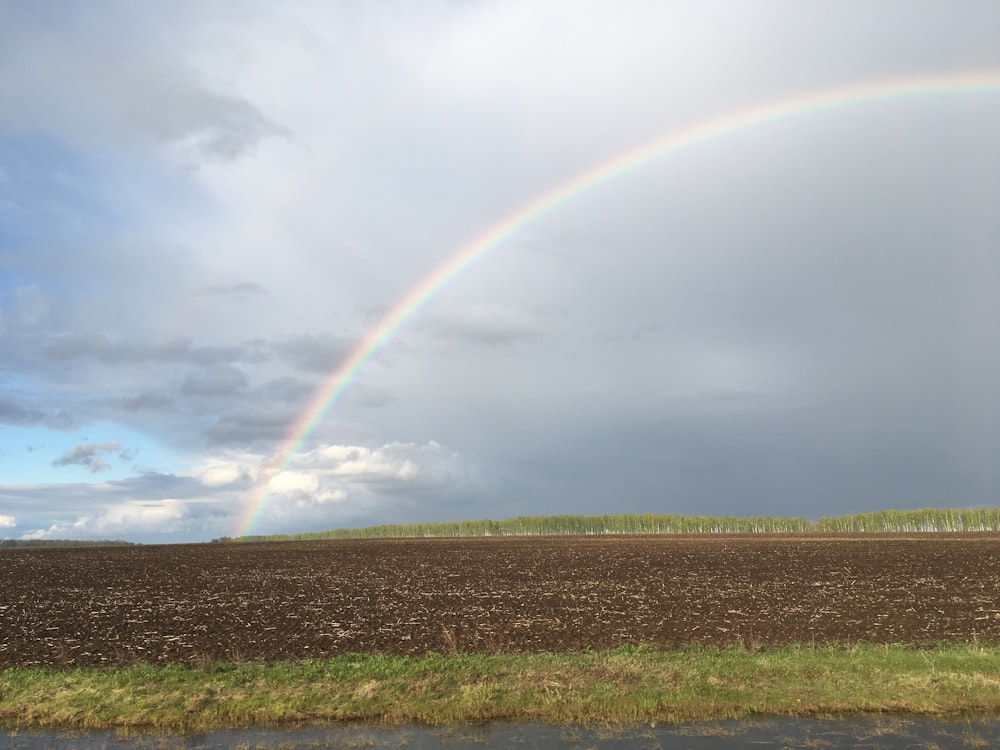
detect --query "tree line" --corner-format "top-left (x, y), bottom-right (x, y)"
top-left (0, 539), bottom-right (135, 548)
top-left (218, 506), bottom-right (1000, 543)
top-left (817, 506), bottom-right (1000, 532)
top-left (223, 512), bottom-right (810, 542)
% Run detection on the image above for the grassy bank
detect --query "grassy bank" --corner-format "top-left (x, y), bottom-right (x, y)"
top-left (3, 644), bottom-right (1000, 731)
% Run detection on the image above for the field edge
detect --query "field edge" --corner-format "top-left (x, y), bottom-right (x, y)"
top-left (3, 643), bottom-right (1000, 731)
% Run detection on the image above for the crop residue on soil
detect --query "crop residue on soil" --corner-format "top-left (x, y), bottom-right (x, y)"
top-left (2, 534), bottom-right (1000, 668)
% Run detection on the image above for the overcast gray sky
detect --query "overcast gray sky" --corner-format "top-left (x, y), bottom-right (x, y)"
top-left (2, 1), bottom-right (1000, 542)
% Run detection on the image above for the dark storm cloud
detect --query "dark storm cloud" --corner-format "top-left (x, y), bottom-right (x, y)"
top-left (427, 306), bottom-right (544, 347)
top-left (0, 8), bottom-right (287, 160)
top-left (0, 397), bottom-right (73, 430)
top-left (119, 392), bottom-right (175, 411)
top-left (0, 398), bottom-right (45, 426)
top-left (45, 333), bottom-right (137, 363)
top-left (201, 282), bottom-right (268, 301)
top-left (146, 90), bottom-right (287, 160)
top-left (45, 334), bottom-right (263, 366)
top-left (20, 472), bottom-right (234, 516)
top-left (255, 376), bottom-right (316, 404)
top-left (7, 284), bottom-right (48, 328)
top-left (201, 407), bottom-right (296, 447)
top-left (111, 470), bottom-right (212, 498)
top-left (44, 410), bottom-right (75, 431)
top-left (271, 334), bottom-right (353, 374)
top-left (343, 384), bottom-right (394, 409)
top-left (187, 343), bottom-right (259, 367)
top-left (180, 365), bottom-right (249, 397)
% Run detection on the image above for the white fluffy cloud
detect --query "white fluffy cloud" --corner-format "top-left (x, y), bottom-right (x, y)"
top-left (293, 441), bottom-right (467, 484)
top-left (270, 441), bottom-right (465, 496)
top-left (198, 464), bottom-right (248, 487)
top-left (267, 469), bottom-right (318, 495)
top-left (25, 499), bottom-right (188, 539)
top-left (304, 444), bottom-right (417, 480)
top-left (266, 471), bottom-right (346, 507)
top-left (0, 514), bottom-right (15, 528)
top-left (230, 440), bottom-right (468, 535)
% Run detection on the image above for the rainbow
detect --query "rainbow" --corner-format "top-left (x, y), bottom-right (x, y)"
top-left (233, 71), bottom-right (1000, 537)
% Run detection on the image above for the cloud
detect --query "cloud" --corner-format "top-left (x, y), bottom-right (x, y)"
top-left (51, 440), bottom-right (123, 473)
top-left (0, 398), bottom-right (45, 426)
top-left (267, 469), bottom-right (347, 506)
top-left (45, 335), bottom-right (256, 366)
top-left (156, 90), bottom-right (287, 161)
top-left (201, 407), bottom-right (296, 447)
top-left (271, 334), bottom-right (353, 374)
top-left (202, 282), bottom-right (268, 300)
top-left (342, 384), bottom-right (394, 409)
top-left (292, 441), bottom-right (463, 487)
top-left (0, 7), bottom-right (286, 160)
top-left (194, 458), bottom-right (253, 488)
top-left (3, 2), bottom-right (1000, 543)
top-left (428, 304), bottom-right (545, 346)
top-left (255, 376), bottom-right (316, 404)
top-left (0, 514), bottom-right (15, 528)
top-left (119, 392), bottom-right (175, 411)
top-left (45, 334), bottom-right (135, 363)
top-left (267, 470), bottom-right (318, 495)
top-left (242, 441), bottom-right (470, 533)
top-left (296, 444), bottom-right (415, 482)
top-left (180, 364), bottom-right (249, 397)
top-left (6, 471), bottom-right (241, 542)
top-left (26, 499), bottom-right (189, 539)
top-left (9, 285), bottom-right (48, 328)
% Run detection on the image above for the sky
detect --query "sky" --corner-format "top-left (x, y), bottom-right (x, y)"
top-left (2, 1), bottom-right (1000, 543)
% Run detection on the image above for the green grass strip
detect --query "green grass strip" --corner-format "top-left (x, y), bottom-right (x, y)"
top-left (2, 644), bottom-right (1000, 731)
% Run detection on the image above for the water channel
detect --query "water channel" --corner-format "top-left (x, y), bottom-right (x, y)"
top-left (4, 718), bottom-right (1000, 749)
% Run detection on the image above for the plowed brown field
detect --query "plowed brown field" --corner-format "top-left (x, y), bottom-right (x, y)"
top-left (2, 534), bottom-right (1000, 669)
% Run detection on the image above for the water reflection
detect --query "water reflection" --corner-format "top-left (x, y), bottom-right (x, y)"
top-left (4, 718), bottom-right (1000, 749)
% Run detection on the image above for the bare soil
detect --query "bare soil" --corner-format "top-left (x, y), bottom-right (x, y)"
top-left (2, 534), bottom-right (1000, 669)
